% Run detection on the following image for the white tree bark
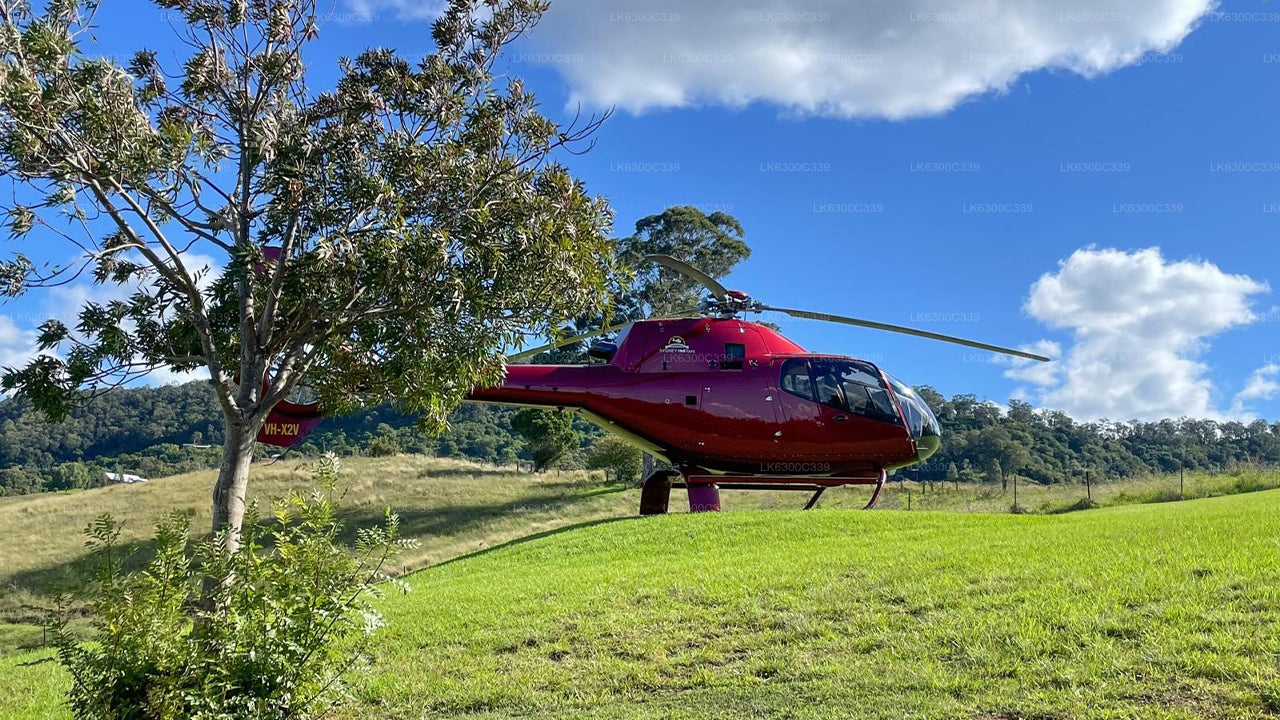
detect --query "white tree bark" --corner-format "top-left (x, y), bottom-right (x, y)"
top-left (211, 418), bottom-right (260, 553)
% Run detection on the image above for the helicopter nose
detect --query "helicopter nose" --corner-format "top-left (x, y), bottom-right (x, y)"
top-left (914, 432), bottom-right (940, 463)
top-left (891, 385), bottom-right (941, 462)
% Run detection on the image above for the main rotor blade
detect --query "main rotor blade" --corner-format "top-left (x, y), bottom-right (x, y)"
top-left (644, 254), bottom-right (730, 299)
top-left (507, 321), bottom-right (630, 362)
top-left (761, 306), bottom-right (1051, 362)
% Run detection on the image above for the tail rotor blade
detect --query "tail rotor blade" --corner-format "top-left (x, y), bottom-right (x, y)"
top-left (761, 305), bottom-right (1051, 362)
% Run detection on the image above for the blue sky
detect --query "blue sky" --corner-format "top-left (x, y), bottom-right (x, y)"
top-left (6, 0), bottom-right (1280, 421)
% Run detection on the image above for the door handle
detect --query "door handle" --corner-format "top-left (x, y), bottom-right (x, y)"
top-left (833, 414), bottom-right (848, 422)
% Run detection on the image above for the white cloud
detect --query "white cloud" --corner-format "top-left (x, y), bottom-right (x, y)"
top-left (353, 0), bottom-right (1218, 119)
top-left (1011, 247), bottom-right (1268, 421)
top-left (45, 251), bottom-right (221, 315)
top-left (0, 315), bottom-right (41, 371)
top-left (346, 0), bottom-right (444, 21)
top-left (1003, 339), bottom-right (1063, 388)
top-left (1230, 364), bottom-right (1280, 418)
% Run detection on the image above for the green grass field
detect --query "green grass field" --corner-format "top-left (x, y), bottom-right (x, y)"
top-left (0, 456), bottom-right (639, 658)
top-left (3, 456), bottom-right (1266, 653)
top-left (345, 490), bottom-right (1280, 719)
top-left (2, 459), bottom-right (1279, 719)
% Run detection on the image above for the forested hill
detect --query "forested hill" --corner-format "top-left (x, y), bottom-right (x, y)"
top-left (0, 381), bottom-right (1277, 495)
top-left (0, 382), bottom-right (536, 495)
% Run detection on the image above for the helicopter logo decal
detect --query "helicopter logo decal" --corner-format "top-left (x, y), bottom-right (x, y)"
top-left (661, 336), bottom-right (694, 353)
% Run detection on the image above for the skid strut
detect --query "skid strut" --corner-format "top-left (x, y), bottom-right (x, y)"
top-left (638, 468), bottom-right (887, 514)
top-left (862, 469), bottom-right (887, 509)
top-left (803, 487), bottom-right (826, 510)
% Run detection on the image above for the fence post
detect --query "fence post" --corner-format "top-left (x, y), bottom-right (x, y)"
top-left (1085, 470), bottom-right (1091, 503)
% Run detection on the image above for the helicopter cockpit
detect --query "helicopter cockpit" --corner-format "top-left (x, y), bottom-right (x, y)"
top-left (808, 358), bottom-right (900, 423)
top-left (779, 357), bottom-right (942, 461)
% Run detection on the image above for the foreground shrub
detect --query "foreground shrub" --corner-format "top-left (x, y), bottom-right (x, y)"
top-left (48, 455), bottom-right (412, 720)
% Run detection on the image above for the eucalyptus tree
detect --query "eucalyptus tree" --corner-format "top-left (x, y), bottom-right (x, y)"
top-left (0, 0), bottom-right (614, 552)
top-left (615, 205), bottom-right (750, 318)
top-left (509, 406), bottom-right (576, 471)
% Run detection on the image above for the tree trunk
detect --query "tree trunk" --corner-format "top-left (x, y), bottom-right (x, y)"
top-left (212, 418), bottom-right (258, 554)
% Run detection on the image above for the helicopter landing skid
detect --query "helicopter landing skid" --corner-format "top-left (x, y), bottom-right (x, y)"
top-left (639, 469), bottom-right (888, 515)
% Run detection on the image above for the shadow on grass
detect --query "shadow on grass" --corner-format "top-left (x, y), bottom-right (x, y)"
top-left (332, 483), bottom-right (629, 548)
top-left (4, 537), bottom-right (159, 615)
top-left (424, 515), bottom-right (640, 572)
top-left (1043, 498), bottom-right (1100, 515)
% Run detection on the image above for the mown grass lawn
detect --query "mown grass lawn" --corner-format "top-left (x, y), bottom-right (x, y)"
top-left (4, 476), bottom-right (1279, 719)
top-left (351, 490), bottom-right (1280, 719)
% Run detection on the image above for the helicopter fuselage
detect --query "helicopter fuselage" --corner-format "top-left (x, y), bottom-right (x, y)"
top-left (467, 317), bottom-right (941, 477)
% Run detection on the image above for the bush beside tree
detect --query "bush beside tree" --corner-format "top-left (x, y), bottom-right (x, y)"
top-left (48, 456), bottom-right (411, 720)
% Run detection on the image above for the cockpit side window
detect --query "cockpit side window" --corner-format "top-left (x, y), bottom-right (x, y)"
top-left (785, 359), bottom-right (904, 424)
top-left (803, 360), bottom-right (853, 411)
top-left (835, 360), bottom-right (901, 423)
top-left (804, 359), bottom-right (902, 422)
top-left (780, 359), bottom-right (815, 401)
top-left (813, 368), bottom-right (847, 411)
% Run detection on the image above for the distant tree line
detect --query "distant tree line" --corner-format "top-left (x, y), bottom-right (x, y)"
top-left (912, 389), bottom-right (1280, 486)
top-left (0, 381), bottom-right (1277, 496)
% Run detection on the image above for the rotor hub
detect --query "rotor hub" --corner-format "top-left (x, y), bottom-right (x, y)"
top-left (703, 291), bottom-right (763, 318)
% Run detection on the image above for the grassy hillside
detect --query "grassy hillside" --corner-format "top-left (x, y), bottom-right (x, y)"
top-left (339, 490), bottom-right (1280, 719)
top-left (1, 455), bottom-right (1275, 660)
top-left (0, 456), bottom-right (636, 657)
top-left (4, 486), bottom-right (1280, 719)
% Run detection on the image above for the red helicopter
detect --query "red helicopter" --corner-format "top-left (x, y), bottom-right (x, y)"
top-left (469, 255), bottom-right (1050, 515)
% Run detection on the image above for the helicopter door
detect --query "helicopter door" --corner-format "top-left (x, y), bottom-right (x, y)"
top-left (808, 358), bottom-right (912, 459)
top-left (696, 359), bottom-right (784, 461)
top-left (807, 360), bottom-right (853, 446)
top-left (775, 358), bottom-right (836, 459)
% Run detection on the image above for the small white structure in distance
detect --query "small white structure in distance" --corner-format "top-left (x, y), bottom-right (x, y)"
top-left (105, 472), bottom-right (148, 485)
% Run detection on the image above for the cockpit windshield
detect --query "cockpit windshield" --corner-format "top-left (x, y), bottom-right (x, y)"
top-left (884, 373), bottom-right (942, 443)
